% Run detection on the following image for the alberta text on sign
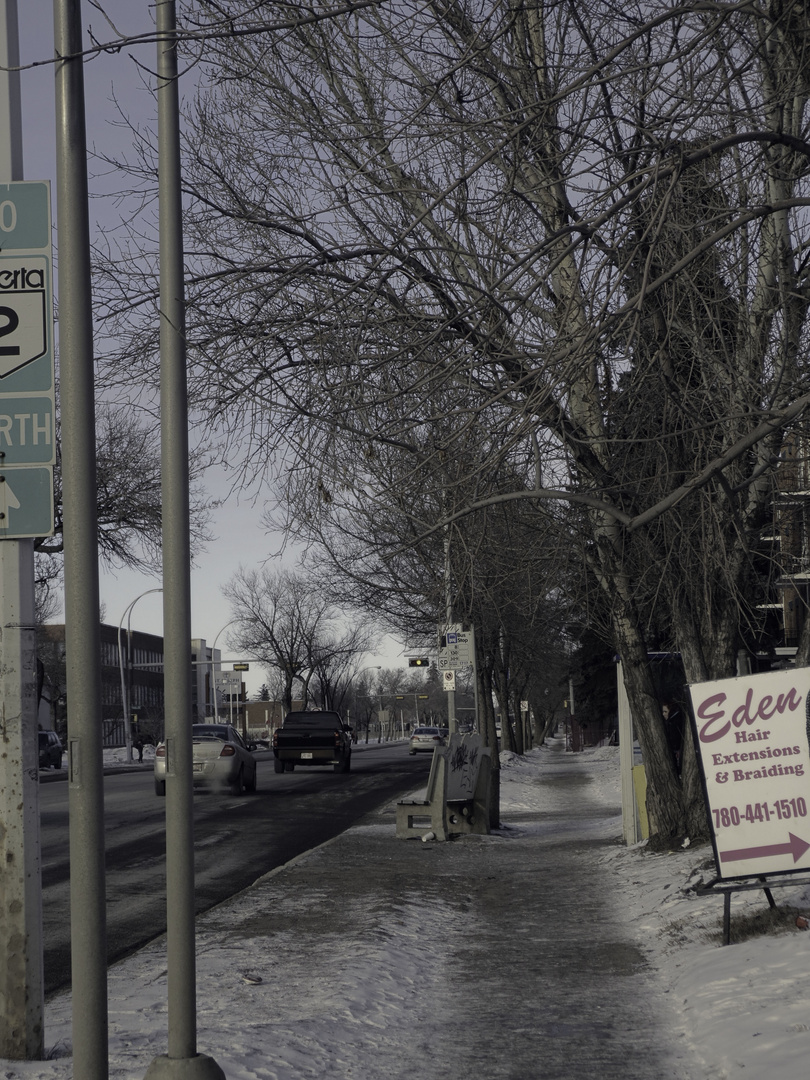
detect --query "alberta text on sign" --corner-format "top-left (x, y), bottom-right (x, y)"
top-left (688, 668), bottom-right (810, 879)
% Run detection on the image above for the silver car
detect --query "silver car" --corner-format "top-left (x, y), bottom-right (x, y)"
top-left (154, 723), bottom-right (257, 796)
top-left (408, 726), bottom-right (446, 754)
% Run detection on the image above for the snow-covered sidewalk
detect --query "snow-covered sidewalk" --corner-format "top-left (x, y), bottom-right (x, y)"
top-left (500, 742), bottom-right (810, 1080)
top-left (8, 739), bottom-right (810, 1078)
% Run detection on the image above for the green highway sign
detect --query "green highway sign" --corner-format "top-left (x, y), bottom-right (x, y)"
top-left (0, 182), bottom-right (50, 248)
top-left (0, 467), bottom-right (54, 538)
top-left (0, 395), bottom-right (54, 464)
top-left (0, 184), bottom-right (53, 394)
top-left (0, 183), bottom-right (55, 537)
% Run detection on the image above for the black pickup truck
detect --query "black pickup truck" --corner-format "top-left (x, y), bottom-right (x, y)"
top-left (272, 710), bottom-right (353, 773)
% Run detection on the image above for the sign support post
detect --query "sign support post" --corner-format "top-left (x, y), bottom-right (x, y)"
top-left (0, 0), bottom-right (44, 1060)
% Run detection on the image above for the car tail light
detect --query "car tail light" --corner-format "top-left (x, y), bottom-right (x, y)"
top-left (272, 731), bottom-right (278, 748)
top-left (220, 745), bottom-right (236, 757)
top-left (156, 745), bottom-right (166, 758)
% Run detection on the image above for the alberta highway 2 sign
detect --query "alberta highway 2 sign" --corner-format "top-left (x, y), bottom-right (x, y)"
top-left (0, 182), bottom-right (55, 537)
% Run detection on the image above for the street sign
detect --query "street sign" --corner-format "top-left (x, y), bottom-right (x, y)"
top-left (689, 668), bottom-right (810, 879)
top-left (0, 185), bottom-right (53, 394)
top-left (443, 670), bottom-right (456, 691)
top-left (0, 259), bottom-right (48, 375)
top-left (0, 468), bottom-right (54, 538)
top-left (0, 395), bottom-right (54, 464)
top-left (232, 663), bottom-right (250, 671)
top-left (438, 626), bottom-right (474, 669)
top-left (0, 183), bottom-right (55, 538)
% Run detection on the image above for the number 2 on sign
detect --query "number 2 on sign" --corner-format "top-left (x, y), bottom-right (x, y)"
top-left (0, 307), bottom-right (20, 356)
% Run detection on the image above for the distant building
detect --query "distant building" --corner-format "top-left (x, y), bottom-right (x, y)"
top-left (243, 699), bottom-right (303, 735)
top-left (191, 637), bottom-right (224, 722)
top-left (37, 625), bottom-right (221, 745)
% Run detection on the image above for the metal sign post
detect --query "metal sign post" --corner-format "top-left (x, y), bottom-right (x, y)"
top-left (0, 0), bottom-right (46, 1061)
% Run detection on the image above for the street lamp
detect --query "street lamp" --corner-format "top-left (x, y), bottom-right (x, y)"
top-left (210, 619), bottom-right (237, 723)
top-left (118, 588), bottom-right (163, 761)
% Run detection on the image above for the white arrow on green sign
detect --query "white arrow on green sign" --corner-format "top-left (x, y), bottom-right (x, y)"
top-left (0, 468), bottom-right (54, 538)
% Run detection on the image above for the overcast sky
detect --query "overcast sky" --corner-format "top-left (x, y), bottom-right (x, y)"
top-left (16, 2), bottom-right (402, 692)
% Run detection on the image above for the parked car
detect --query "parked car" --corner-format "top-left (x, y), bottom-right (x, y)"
top-left (408, 726), bottom-right (446, 755)
top-left (154, 723), bottom-right (257, 796)
top-left (38, 729), bottom-right (63, 769)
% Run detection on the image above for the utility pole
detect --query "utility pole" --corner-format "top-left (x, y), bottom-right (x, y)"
top-left (0, 0), bottom-right (44, 1060)
top-left (144, 4), bottom-right (224, 1077)
top-left (54, 0), bottom-right (109, 1076)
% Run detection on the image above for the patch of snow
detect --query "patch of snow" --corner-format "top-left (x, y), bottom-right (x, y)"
top-left (7, 737), bottom-right (810, 1077)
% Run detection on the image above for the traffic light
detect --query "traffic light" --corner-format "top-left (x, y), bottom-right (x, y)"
top-left (408, 657), bottom-right (430, 667)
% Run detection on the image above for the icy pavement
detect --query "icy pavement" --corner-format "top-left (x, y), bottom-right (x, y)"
top-left (8, 738), bottom-right (810, 1078)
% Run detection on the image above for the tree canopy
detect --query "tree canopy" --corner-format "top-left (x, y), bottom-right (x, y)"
top-left (95, 0), bottom-right (810, 838)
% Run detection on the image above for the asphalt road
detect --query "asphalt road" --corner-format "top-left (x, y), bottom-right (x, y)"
top-left (39, 742), bottom-right (430, 995)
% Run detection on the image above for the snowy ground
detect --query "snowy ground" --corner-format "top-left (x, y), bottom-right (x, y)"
top-left (7, 740), bottom-right (810, 1078)
top-left (499, 743), bottom-right (810, 1080)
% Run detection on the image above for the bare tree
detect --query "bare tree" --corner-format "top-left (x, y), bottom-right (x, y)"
top-left (96, 1), bottom-right (810, 840)
top-left (309, 622), bottom-right (373, 710)
top-left (35, 401), bottom-right (212, 619)
top-left (224, 565), bottom-right (369, 711)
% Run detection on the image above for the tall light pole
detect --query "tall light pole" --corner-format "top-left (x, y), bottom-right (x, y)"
top-left (54, 0), bottom-right (109, 1074)
top-left (144, 3), bottom-right (225, 1077)
top-left (209, 619), bottom-right (236, 723)
top-left (118, 588), bottom-right (163, 760)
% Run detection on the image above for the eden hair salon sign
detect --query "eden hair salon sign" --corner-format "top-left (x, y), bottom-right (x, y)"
top-left (689, 668), bottom-right (810, 880)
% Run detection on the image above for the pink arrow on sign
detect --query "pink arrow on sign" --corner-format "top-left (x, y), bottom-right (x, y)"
top-left (720, 832), bottom-right (810, 865)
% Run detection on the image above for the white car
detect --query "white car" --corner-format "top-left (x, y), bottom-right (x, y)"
top-left (408, 726), bottom-right (446, 754)
top-left (154, 723), bottom-right (257, 796)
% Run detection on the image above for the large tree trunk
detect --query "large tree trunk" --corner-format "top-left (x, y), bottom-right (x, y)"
top-left (614, 614), bottom-right (686, 838)
top-left (667, 594), bottom-right (714, 839)
top-left (593, 520), bottom-right (687, 838)
top-left (476, 650), bottom-right (500, 829)
top-left (492, 644), bottom-right (516, 754)
top-left (512, 690), bottom-right (526, 754)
